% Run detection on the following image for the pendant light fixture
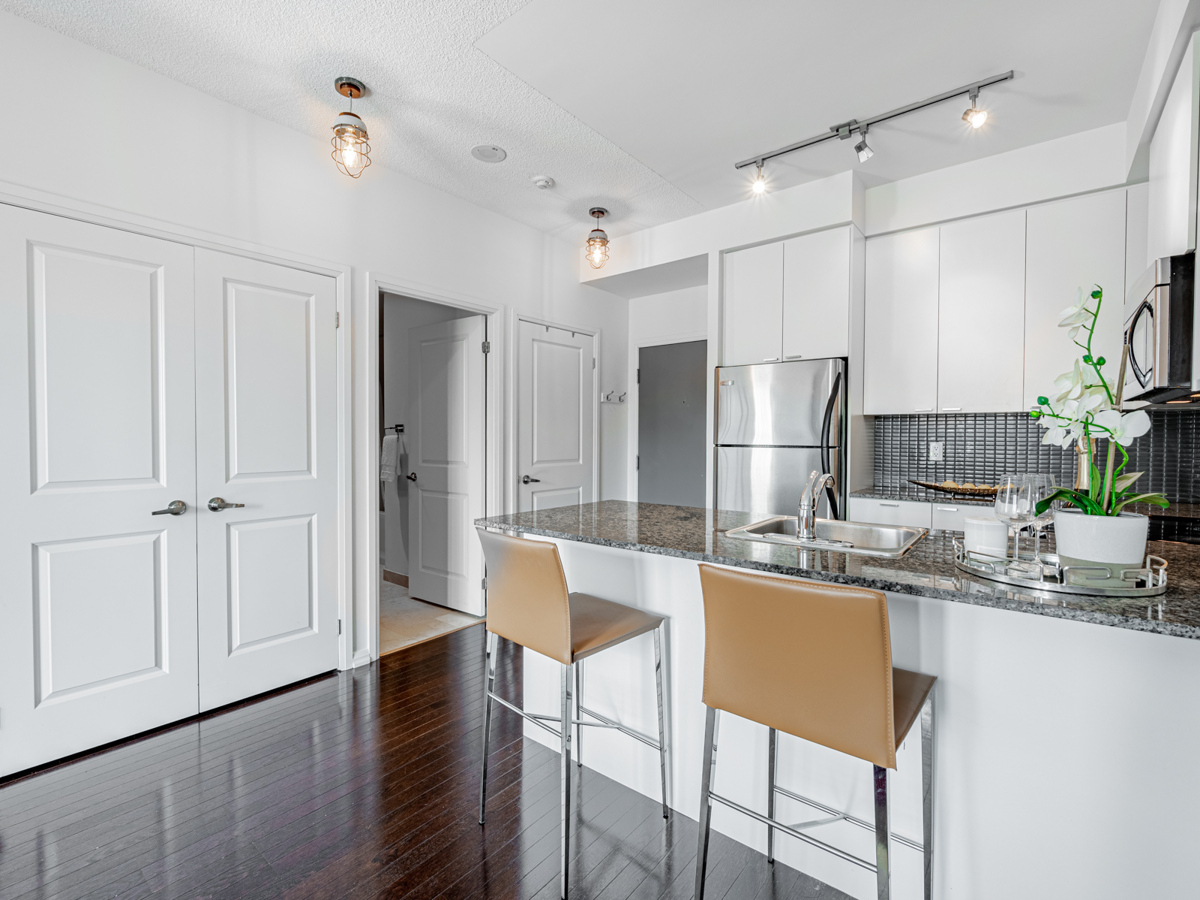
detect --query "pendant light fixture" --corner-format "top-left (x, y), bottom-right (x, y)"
top-left (962, 88), bottom-right (989, 129)
top-left (585, 208), bottom-right (609, 269)
top-left (331, 77), bottom-right (371, 178)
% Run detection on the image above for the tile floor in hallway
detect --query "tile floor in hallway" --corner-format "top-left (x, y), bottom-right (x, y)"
top-left (380, 578), bottom-right (483, 655)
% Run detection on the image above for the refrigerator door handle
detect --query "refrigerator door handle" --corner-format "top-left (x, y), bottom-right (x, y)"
top-left (819, 370), bottom-right (843, 520)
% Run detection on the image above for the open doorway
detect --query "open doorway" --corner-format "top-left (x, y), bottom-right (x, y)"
top-left (378, 292), bottom-right (486, 655)
top-left (638, 340), bottom-right (707, 507)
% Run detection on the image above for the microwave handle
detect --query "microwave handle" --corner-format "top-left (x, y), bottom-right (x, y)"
top-left (1127, 299), bottom-right (1153, 388)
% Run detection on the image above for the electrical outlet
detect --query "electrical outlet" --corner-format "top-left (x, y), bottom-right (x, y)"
top-left (929, 441), bottom-right (945, 462)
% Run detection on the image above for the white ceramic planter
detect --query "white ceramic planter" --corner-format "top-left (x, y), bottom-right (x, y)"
top-left (1053, 508), bottom-right (1149, 565)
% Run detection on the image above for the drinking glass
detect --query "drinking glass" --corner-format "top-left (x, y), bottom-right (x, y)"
top-left (1027, 474), bottom-right (1058, 574)
top-left (993, 475), bottom-right (1036, 570)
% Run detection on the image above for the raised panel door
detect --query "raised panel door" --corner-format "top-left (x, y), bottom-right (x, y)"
top-left (0, 205), bottom-right (198, 777)
top-left (194, 250), bottom-right (339, 711)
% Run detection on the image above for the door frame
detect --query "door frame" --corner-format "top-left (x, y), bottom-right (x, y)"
top-left (0, 180), bottom-right (355, 671)
top-left (512, 313), bottom-right (601, 509)
top-left (628, 331), bottom-right (707, 502)
top-left (365, 273), bottom-right (502, 663)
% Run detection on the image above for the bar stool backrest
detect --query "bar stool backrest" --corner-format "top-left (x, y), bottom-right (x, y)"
top-left (477, 528), bottom-right (573, 665)
top-left (697, 564), bottom-right (898, 769)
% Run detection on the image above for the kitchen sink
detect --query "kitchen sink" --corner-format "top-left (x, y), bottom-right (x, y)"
top-left (723, 516), bottom-right (927, 558)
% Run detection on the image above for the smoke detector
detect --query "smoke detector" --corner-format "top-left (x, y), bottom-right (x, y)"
top-left (471, 145), bottom-right (507, 163)
top-left (531, 175), bottom-right (556, 190)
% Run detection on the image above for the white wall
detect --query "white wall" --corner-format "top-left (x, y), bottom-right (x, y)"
top-left (0, 11), bottom-right (629, 663)
top-left (379, 294), bottom-right (477, 575)
top-left (626, 285), bottom-right (709, 499)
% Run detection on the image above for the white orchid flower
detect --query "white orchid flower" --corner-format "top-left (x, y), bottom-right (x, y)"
top-left (1041, 424), bottom-right (1071, 446)
top-left (1092, 409), bottom-right (1151, 446)
top-left (1057, 288), bottom-right (1093, 328)
top-left (1052, 360), bottom-right (1085, 402)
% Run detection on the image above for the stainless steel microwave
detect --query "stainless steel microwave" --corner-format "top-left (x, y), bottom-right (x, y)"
top-left (1123, 251), bottom-right (1199, 406)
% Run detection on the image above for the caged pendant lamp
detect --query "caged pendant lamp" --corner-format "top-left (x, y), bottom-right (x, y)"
top-left (331, 77), bottom-right (371, 178)
top-left (585, 207), bottom-right (609, 269)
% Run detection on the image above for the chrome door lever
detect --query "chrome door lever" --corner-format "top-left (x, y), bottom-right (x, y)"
top-left (406, 472), bottom-right (417, 482)
top-left (207, 497), bottom-right (245, 512)
top-left (522, 475), bottom-right (541, 484)
top-left (151, 500), bottom-right (187, 516)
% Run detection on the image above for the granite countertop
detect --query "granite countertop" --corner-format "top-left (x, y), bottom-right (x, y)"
top-left (477, 501), bottom-right (1200, 640)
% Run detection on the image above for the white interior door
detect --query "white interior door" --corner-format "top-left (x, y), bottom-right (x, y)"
top-left (0, 205), bottom-right (199, 777)
top-left (406, 317), bottom-right (486, 615)
top-left (517, 320), bottom-right (595, 512)
top-left (195, 250), bottom-right (339, 711)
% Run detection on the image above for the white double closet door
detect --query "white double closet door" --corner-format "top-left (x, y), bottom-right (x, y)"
top-left (0, 205), bottom-right (339, 778)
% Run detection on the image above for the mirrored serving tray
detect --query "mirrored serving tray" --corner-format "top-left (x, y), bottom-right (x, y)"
top-left (952, 539), bottom-right (1167, 598)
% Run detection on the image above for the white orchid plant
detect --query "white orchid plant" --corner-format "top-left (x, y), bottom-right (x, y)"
top-left (1030, 286), bottom-right (1169, 517)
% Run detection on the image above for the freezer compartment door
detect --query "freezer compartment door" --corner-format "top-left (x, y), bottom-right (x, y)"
top-left (716, 358), bottom-right (844, 447)
top-left (716, 446), bottom-right (841, 519)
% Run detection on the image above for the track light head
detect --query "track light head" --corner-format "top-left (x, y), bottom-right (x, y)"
top-left (751, 162), bottom-right (767, 194)
top-left (854, 129), bottom-right (873, 163)
top-left (962, 88), bottom-right (988, 129)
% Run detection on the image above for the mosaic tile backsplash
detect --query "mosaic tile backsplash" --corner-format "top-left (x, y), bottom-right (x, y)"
top-left (873, 410), bottom-right (1200, 504)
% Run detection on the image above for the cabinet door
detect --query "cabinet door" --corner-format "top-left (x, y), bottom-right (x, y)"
top-left (863, 227), bottom-right (940, 414)
top-left (847, 498), bottom-right (932, 528)
top-left (723, 242), bottom-right (783, 366)
top-left (938, 210), bottom-right (1026, 413)
top-left (782, 227), bottom-right (850, 360)
top-left (1025, 191), bottom-right (1127, 409)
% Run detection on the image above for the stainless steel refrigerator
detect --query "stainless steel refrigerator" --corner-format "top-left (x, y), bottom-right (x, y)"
top-left (715, 358), bottom-right (846, 519)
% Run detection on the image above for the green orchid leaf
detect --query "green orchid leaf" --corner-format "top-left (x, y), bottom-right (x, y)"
top-left (1113, 471), bottom-right (1144, 493)
top-left (1112, 493), bottom-right (1171, 515)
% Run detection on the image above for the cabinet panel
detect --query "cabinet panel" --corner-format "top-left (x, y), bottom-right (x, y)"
top-left (782, 227), bottom-right (850, 360)
top-left (863, 227), bottom-right (940, 414)
top-left (723, 242), bottom-right (783, 366)
top-left (931, 503), bottom-right (980, 532)
top-left (1025, 191), bottom-right (1127, 409)
top-left (938, 210), bottom-right (1026, 413)
top-left (847, 497), bottom-right (931, 528)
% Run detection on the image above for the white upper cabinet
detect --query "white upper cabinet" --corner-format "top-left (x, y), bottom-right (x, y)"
top-left (722, 242), bottom-right (784, 366)
top-left (782, 227), bottom-right (851, 360)
top-left (863, 226), bottom-right (940, 415)
top-left (937, 209), bottom-right (1027, 413)
top-left (1024, 191), bottom-right (1127, 410)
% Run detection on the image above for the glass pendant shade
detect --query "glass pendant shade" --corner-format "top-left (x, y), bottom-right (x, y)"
top-left (586, 228), bottom-right (609, 269)
top-left (332, 112), bottom-right (371, 178)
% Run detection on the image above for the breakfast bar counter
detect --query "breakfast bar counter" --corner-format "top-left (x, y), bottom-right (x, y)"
top-left (477, 501), bottom-right (1200, 900)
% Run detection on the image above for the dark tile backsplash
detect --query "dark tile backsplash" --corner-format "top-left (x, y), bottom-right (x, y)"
top-left (873, 410), bottom-right (1200, 504)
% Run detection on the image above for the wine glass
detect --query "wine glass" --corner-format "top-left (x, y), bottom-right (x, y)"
top-left (994, 475), bottom-right (1036, 570)
top-left (1026, 474), bottom-right (1058, 575)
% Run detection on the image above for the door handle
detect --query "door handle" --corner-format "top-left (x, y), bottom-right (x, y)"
top-left (522, 475), bottom-right (541, 484)
top-left (207, 497), bottom-right (245, 512)
top-left (151, 500), bottom-right (187, 516)
top-left (406, 472), bottom-right (418, 482)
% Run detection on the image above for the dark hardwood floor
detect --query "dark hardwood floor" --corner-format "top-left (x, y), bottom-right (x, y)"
top-left (0, 625), bottom-right (847, 900)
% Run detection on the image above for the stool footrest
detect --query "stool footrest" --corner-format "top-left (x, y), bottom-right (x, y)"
top-left (772, 784), bottom-right (924, 853)
top-left (709, 791), bottom-right (877, 873)
top-left (578, 703), bottom-right (662, 751)
top-left (488, 693), bottom-right (562, 739)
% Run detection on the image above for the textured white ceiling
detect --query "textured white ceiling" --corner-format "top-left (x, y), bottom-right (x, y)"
top-left (479, 0), bottom-right (1159, 209)
top-left (0, 0), bottom-right (703, 240)
top-left (2, 1), bottom-right (1160, 240)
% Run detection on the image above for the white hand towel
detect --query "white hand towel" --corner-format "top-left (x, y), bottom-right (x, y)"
top-left (380, 434), bottom-right (399, 482)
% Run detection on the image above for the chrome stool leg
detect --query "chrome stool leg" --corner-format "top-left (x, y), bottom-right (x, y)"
top-left (478, 631), bottom-right (497, 825)
top-left (921, 691), bottom-right (936, 900)
top-left (575, 661), bottom-right (583, 768)
top-left (694, 706), bottom-right (720, 900)
top-left (766, 727), bottom-right (777, 863)
top-left (874, 764), bottom-right (891, 900)
top-left (560, 662), bottom-right (574, 899)
top-left (653, 625), bottom-right (669, 818)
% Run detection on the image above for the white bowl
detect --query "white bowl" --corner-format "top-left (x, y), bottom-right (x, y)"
top-left (963, 515), bottom-right (1009, 558)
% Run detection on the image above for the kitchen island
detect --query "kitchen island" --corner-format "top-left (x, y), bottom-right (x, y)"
top-left (477, 501), bottom-right (1200, 900)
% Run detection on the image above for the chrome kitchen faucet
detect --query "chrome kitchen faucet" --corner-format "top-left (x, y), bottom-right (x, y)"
top-left (798, 470), bottom-right (835, 541)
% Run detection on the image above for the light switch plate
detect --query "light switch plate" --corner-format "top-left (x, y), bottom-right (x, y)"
top-left (930, 441), bottom-right (944, 462)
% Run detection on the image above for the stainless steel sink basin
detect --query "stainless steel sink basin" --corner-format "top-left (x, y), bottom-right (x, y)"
top-left (723, 516), bottom-right (927, 558)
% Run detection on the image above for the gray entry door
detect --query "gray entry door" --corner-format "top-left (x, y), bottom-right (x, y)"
top-left (638, 340), bottom-right (707, 507)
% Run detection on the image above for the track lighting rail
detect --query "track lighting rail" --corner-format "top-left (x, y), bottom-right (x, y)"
top-left (733, 69), bottom-right (1014, 170)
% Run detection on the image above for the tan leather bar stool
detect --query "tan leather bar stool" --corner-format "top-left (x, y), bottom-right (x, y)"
top-left (476, 528), bottom-right (669, 899)
top-left (694, 564), bottom-right (936, 900)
